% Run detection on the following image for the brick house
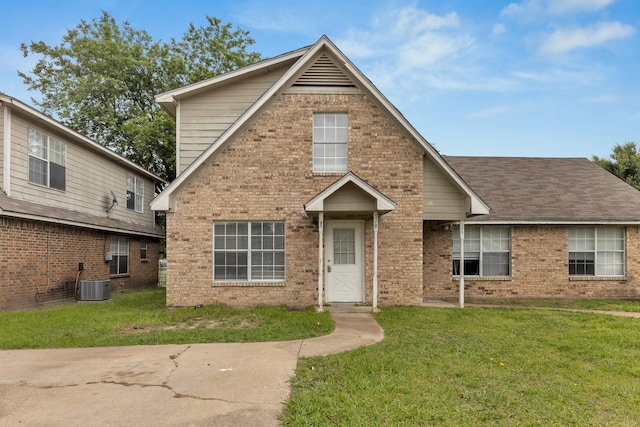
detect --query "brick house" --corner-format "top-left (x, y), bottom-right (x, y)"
top-left (0, 94), bottom-right (165, 310)
top-left (151, 36), bottom-right (640, 310)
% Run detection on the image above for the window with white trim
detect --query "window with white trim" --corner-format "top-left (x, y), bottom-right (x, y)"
top-left (313, 113), bottom-right (348, 173)
top-left (140, 240), bottom-right (148, 261)
top-left (569, 227), bottom-right (624, 276)
top-left (452, 226), bottom-right (510, 276)
top-left (213, 221), bottom-right (285, 281)
top-left (28, 128), bottom-right (66, 191)
top-left (126, 174), bottom-right (144, 213)
top-left (110, 237), bottom-right (129, 275)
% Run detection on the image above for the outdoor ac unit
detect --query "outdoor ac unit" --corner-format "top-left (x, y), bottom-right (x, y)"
top-left (79, 280), bottom-right (111, 301)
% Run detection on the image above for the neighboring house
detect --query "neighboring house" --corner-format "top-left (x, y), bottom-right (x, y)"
top-left (151, 36), bottom-right (640, 310)
top-left (0, 94), bottom-right (165, 310)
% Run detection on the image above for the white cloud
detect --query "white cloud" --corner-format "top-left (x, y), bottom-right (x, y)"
top-left (580, 94), bottom-right (620, 103)
top-left (491, 24), bottom-right (507, 37)
top-left (549, 0), bottom-right (616, 15)
top-left (501, 0), bottom-right (616, 18)
top-left (539, 21), bottom-right (636, 54)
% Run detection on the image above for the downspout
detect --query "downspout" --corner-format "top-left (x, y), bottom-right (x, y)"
top-left (372, 212), bottom-right (379, 312)
top-left (459, 220), bottom-right (465, 308)
top-left (317, 212), bottom-right (324, 312)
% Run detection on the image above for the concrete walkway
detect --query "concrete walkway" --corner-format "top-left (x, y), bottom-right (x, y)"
top-left (0, 312), bottom-right (383, 427)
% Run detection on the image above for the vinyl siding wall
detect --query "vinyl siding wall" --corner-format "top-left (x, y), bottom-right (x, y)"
top-left (178, 66), bottom-right (289, 173)
top-left (8, 109), bottom-right (156, 227)
top-left (423, 156), bottom-right (466, 220)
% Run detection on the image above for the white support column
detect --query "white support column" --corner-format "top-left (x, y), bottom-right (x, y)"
top-left (373, 212), bottom-right (379, 312)
top-left (3, 105), bottom-right (11, 196)
top-left (317, 212), bottom-right (324, 312)
top-left (459, 220), bottom-right (465, 308)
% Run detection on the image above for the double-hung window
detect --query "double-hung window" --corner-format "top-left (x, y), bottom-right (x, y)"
top-left (110, 237), bottom-right (129, 275)
top-left (28, 128), bottom-right (66, 191)
top-left (126, 174), bottom-right (144, 213)
top-left (452, 226), bottom-right (510, 276)
top-left (213, 221), bottom-right (285, 281)
top-left (140, 240), bottom-right (148, 261)
top-left (313, 113), bottom-right (348, 173)
top-left (569, 227), bottom-right (624, 276)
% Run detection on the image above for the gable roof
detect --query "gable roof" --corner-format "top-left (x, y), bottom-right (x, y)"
top-left (304, 172), bottom-right (396, 213)
top-left (150, 36), bottom-right (488, 215)
top-left (444, 156), bottom-right (640, 224)
top-left (0, 94), bottom-right (165, 184)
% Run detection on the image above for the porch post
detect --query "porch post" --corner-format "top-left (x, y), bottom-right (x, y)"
top-left (373, 212), bottom-right (379, 312)
top-left (459, 220), bottom-right (465, 308)
top-left (317, 212), bottom-right (324, 312)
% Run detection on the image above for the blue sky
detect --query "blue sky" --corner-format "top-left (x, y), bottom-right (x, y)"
top-left (1, 0), bottom-right (639, 159)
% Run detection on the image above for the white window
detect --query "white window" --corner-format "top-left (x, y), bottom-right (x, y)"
top-left (452, 226), bottom-right (510, 276)
top-left (28, 128), bottom-right (66, 191)
top-left (126, 174), bottom-right (144, 213)
top-left (569, 227), bottom-right (624, 276)
top-left (110, 237), bottom-right (129, 275)
top-left (313, 113), bottom-right (348, 173)
top-left (213, 221), bottom-right (285, 281)
top-left (140, 240), bottom-right (148, 261)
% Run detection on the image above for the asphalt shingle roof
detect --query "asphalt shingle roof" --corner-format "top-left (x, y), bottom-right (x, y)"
top-left (443, 156), bottom-right (640, 223)
top-left (0, 191), bottom-right (164, 238)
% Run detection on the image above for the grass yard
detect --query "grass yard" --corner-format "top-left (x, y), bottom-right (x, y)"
top-left (281, 307), bottom-right (640, 426)
top-left (0, 288), bottom-right (333, 349)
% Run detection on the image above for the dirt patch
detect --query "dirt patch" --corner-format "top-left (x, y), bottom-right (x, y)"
top-left (119, 318), bottom-right (259, 334)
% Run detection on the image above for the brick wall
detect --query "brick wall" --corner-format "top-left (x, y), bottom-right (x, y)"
top-left (0, 217), bottom-right (160, 310)
top-left (423, 223), bottom-right (640, 299)
top-left (166, 93), bottom-right (424, 308)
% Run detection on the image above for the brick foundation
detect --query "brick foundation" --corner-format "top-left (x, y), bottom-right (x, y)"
top-left (0, 217), bottom-right (160, 311)
top-left (423, 223), bottom-right (640, 300)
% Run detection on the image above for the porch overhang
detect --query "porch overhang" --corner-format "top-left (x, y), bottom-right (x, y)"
top-left (304, 171), bottom-right (396, 216)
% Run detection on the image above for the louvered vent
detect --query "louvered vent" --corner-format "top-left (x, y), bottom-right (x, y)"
top-left (294, 54), bottom-right (355, 87)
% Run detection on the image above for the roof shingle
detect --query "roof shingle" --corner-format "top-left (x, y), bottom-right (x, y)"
top-left (444, 156), bottom-right (640, 223)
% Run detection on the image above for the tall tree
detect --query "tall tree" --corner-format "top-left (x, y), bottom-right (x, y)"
top-left (18, 12), bottom-right (261, 186)
top-left (593, 142), bottom-right (640, 190)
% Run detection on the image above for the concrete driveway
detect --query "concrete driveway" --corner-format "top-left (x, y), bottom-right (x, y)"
top-left (0, 312), bottom-right (383, 426)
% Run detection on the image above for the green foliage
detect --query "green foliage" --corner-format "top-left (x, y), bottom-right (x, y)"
top-left (0, 289), bottom-right (333, 349)
top-left (593, 142), bottom-right (640, 190)
top-left (18, 12), bottom-right (261, 185)
top-left (282, 307), bottom-right (640, 426)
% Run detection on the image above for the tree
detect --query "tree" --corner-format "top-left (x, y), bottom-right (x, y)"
top-left (18, 12), bottom-right (261, 186)
top-left (593, 142), bottom-right (640, 190)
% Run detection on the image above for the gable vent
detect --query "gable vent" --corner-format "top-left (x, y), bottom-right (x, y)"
top-left (294, 54), bottom-right (355, 87)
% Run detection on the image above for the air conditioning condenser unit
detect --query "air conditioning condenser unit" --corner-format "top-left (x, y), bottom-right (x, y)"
top-left (79, 280), bottom-right (111, 301)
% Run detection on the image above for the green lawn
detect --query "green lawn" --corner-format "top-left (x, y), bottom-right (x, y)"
top-left (281, 307), bottom-right (640, 426)
top-left (465, 298), bottom-right (640, 313)
top-left (0, 288), bottom-right (333, 349)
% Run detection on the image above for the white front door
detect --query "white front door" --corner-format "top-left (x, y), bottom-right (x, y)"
top-left (325, 220), bottom-right (364, 303)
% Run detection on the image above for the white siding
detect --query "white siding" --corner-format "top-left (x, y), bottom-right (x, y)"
top-left (423, 156), bottom-right (467, 220)
top-left (8, 109), bottom-right (157, 228)
top-left (178, 66), bottom-right (289, 173)
top-left (0, 106), bottom-right (4, 190)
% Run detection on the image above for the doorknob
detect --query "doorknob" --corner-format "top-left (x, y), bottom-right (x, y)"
top-left (327, 259), bottom-right (332, 273)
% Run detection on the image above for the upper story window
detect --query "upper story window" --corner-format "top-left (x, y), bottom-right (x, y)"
top-left (126, 174), bottom-right (144, 213)
top-left (569, 227), bottom-right (624, 276)
top-left (313, 113), bottom-right (348, 173)
top-left (28, 128), bottom-right (66, 191)
top-left (452, 226), bottom-right (510, 277)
